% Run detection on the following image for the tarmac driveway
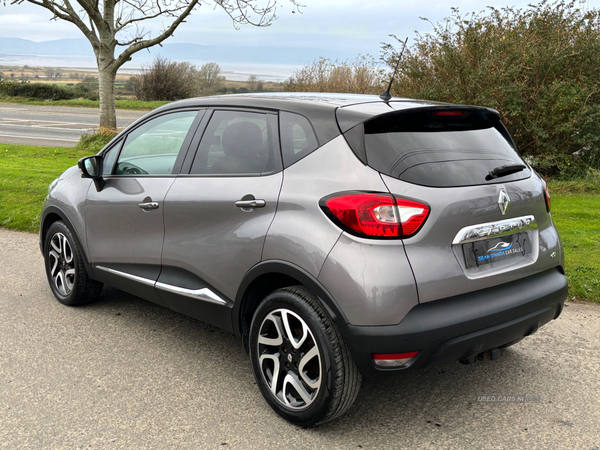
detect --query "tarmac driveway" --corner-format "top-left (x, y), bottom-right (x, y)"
top-left (0, 228), bottom-right (598, 449)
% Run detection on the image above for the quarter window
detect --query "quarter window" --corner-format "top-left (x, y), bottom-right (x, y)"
top-left (114, 110), bottom-right (198, 176)
top-left (279, 111), bottom-right (319, 167)
top-left (101, 141), bottom-right (121, 176)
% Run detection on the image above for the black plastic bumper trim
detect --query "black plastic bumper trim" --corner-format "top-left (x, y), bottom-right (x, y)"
top-left (340, 268), bottom-right (568, 376)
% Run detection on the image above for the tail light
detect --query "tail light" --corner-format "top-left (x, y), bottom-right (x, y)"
top-left (542, 179), bottom-right (551, 212)
top-left (321, 192), bottom-right (430, 238)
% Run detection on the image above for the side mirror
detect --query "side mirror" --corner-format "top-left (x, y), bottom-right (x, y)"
top-left (78, 155), bottom-right (102, 178)
top-left (78, 156), bottom-right (105, 191)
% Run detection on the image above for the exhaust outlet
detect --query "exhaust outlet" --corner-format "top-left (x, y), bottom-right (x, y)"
top-left (459, 347), bottom-right (500, 364)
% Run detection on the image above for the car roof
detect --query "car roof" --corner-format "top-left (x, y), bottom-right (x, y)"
top-left (143, 93), bottom-right (498, 147)
top-left (160, 92), bottom-right (444, 113)
top-left (154, 93), bottom-right (450, 145)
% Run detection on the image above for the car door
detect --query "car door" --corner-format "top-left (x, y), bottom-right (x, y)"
top-left (86, 109), bottom-right (204, 305)
top-left (158, 109), bottom-right (283, 330)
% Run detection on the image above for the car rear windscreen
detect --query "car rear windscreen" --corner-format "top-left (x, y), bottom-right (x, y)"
top-left (362, 109), bottom-right (530, 187)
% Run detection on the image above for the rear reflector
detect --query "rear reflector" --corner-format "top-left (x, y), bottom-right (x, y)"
top-left (321, 192), bottom-right (430, 238)
top-left (373, 351), bottom-right (419, 367)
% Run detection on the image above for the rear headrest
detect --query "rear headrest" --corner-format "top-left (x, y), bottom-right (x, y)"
top-left (222, 122), bottom-right (263, 158)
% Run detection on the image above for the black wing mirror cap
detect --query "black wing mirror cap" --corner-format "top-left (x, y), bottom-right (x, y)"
top-left (78, 156), bottom-right (105, 190)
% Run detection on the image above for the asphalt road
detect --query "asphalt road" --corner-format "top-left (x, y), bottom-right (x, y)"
top-left (1, 227), bottom-right (599, 449)
top-left (0, 103), bottom-right (145, 147)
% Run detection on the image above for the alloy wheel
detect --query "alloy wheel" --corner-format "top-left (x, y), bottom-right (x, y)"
top-left (48, 232), bottom-right (75, 296)
top-left (257, 308), bottom-right (322, 410)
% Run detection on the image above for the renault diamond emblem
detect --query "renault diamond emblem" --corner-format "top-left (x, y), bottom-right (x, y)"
top-left (498, 189), bottom-right (510, 215)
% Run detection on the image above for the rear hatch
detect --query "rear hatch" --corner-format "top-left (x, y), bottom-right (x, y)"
top-left (339, 104), bottom-right (563, 303)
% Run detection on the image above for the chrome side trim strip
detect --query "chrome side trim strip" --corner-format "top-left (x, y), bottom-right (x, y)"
top-left (452, 215), bottom-right (537, 245)
top-left (95, 266), bottom-right (227, 305)
top-left (96, 265), bottom-right (156, 287)
top-left (155, 282), bottom-right (227, 305)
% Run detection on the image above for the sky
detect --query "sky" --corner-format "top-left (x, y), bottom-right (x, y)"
top-left (0, 0), bottom-right (598, 66)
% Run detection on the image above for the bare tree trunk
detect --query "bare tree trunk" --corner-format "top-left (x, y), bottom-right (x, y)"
top-left (98, 67), bottom-right (117, 130)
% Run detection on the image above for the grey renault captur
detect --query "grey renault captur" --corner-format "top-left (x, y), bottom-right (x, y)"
top-left (41, 93), bottom-right (567, 426)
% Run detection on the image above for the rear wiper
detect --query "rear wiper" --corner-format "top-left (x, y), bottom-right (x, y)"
top-left (486, 163), bottom-right (527, 181)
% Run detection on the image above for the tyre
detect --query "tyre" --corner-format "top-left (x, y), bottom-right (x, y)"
top-left (249, 286), bottom-right (361, 427)
top-left (44, 221), bottom-right (103, 306)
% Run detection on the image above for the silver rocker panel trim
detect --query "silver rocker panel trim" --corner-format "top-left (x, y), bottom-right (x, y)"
top-left (95, 265), bottom-right (227, 305)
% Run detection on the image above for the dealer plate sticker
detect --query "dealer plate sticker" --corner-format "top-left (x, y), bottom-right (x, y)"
top-left (463, 233), bottom-right (531, 268)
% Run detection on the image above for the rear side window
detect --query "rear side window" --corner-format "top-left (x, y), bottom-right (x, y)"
top-left (363, 109), bottom-right (530, 187)
top-left (190, 110), bottom-right (278, 176)
top-left (279, 112), bottom-right (319, 167)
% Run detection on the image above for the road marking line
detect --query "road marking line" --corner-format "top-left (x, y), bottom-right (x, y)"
top-left (0, 117), bottom-right (96, 127)
top-left (0, 125), bottom-right (94, 132)
top-left (0, 134), bottom-right (79, 142)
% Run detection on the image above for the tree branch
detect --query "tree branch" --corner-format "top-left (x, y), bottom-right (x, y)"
top-left (116, 4), bottom-right (188, 32)
top-left (114, 0), bottom-right (200, 68)
top-left (14, 0), bottom-right (99, 47)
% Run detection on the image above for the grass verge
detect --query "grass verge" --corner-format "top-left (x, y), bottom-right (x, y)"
top-left (0, 142), bottom-right (598, 303)
top-left (0, 144), bottom-right (91, 231)
top-left (550, 194), bottom-right (600, 303)
top-left (0, 95), bottom-right (168, 111)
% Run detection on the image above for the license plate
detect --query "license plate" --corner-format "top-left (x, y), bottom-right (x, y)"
top-left (463, 233), bottom-right (532, 268)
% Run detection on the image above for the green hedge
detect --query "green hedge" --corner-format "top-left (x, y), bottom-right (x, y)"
top-left (384, 0), bottom-right (600, 177)
top-left (0, 81), bottom-right (77, 100)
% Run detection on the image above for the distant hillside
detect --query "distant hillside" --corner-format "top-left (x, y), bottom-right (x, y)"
top-left (0, 37), bottom-right (338, 66)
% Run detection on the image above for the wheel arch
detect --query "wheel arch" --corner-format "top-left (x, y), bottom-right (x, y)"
top-left (233, 260), bottom-right (349, 350)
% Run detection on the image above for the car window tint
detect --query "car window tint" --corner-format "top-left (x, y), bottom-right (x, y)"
top-left (190, 110), bottom-right (274, 175)
top-left (114, 111), bottom-right (197, 176)
top-left (280, 111), bottom-right (319, 167)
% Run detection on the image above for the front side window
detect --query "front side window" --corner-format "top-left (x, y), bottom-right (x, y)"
top-left (190, 110), bottom-right (277, 175)
top-left (114, 110), bottom-right (198, 176)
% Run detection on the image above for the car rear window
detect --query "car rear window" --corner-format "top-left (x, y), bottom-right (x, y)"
top-left (361, 109), bottom-right (530, 187)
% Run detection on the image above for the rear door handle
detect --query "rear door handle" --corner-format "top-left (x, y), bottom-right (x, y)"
top-left (138, 202), bottom-right (159, 210)
top-left (235, 199), bottom-right (266, 209)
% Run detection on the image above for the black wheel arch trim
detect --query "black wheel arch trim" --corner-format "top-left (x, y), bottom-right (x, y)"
top-left (233, 260), bottom-right (350, 337)
top-left (40, 205), bottom-right (95, 279)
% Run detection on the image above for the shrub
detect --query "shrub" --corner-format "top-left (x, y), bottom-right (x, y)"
top-left (383, 0), bottom-right (600, 177)
top-left (0, 81), bottom-right (76, 100)
top-left (133, 56), bottom-right (200, 101)
top-left (284, 56), bottom-right (386, 94)
top-left (73, 76), bottom-right (100, 101)
top-left (76, 128), bottom-right (119, 153)
top-left (198, 62), bottom-right (224, 95)
top-left (247, 74), bottom-right (264, 92)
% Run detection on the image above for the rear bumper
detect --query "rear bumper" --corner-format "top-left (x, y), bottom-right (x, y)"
top-left (340, 267), bottom-right (567, 376)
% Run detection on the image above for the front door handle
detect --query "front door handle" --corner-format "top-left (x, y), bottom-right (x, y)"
top-left (138, 202), bottom-right (159, 210)
top-left (235, 199), bottom-right (266, 209)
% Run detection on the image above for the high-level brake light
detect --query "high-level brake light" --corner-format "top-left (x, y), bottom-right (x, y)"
top-left (431, 110), bottom-right (468, 116)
